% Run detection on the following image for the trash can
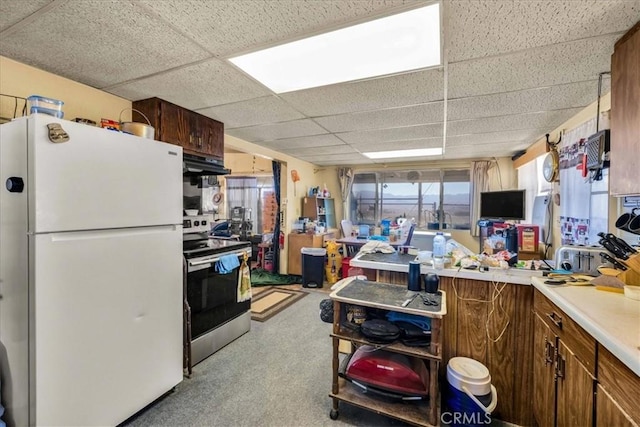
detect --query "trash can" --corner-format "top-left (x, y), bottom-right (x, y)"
top-left (301, 247), bottom-right (326, 288)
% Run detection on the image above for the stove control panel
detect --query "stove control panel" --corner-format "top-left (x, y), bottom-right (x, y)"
top-left (183, 214), bottom-right (213, 234)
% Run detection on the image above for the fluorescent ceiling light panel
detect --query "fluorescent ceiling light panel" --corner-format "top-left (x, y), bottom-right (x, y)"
top-left (229, 3), bottom-right (441, 93)
top-left (364, 148), bottom-right (443, 159)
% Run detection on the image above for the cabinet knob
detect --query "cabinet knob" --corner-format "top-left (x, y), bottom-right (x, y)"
top-left (6, 177), bottom-right (24, 193)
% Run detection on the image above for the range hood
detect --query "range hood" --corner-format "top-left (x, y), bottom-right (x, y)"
top-left (183, 154), bottom-right (230, 176)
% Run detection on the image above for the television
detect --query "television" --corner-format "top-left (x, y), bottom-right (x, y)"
top-left (480, 190), bottom-right (526, 220)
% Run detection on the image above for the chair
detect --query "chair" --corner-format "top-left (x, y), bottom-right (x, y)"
top-left (340, 219), bottom-right (353, 238)
top-left (403, 223), bottom-right (416, 246)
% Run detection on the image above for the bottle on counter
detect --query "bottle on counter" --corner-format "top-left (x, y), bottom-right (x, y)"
top-left (433, 232), bottom-right (446, 270)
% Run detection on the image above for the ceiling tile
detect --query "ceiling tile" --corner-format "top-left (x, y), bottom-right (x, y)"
top-left (280, 68), bottom-right (444, 117)
top-left (138, 0), bottom-right (421, 57)
top-left (447, 0), bottom-right (640, 62)
top-left (0, 0), bottom-right (50, 31)
top-left (448, 35), bottom-right (618, 99)
top-left (196, 96), bottom-right (305, 129)
top-left (315, 103), bottom-right (444, 133)
top-left (350, 137), bottom-right (443, 152)
top-left (447, 109), bottom-right (582, 136)
top-left (446, 130), bottom-right (542, 148)
top-left (226, 119), bottom-right (327, 142)
top-left (106, 59), bottom-right (271, 109)
top-left (256, 134), bottom-right (345, 151)
top-left (338, 123), bottom-right (443, 144)
top-left (443, 141), bottom-right (531, 159)
top-left (278, 144), bottom-right (358, 157)
top-left (447, 80), bottom-right (608, 121)
top-left (296, 152), bottom-right (370, 163)
top-left (0, 0), bottom-right (210, 88)
top-left (313, 157), bottom-right (373, 166)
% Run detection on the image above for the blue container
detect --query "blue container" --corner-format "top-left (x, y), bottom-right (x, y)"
top-left (381, 219), bottom-right (391, 236)
top-left (444, 357), bottom-right (497, 427)
top-left (444, 385), bottom-right (494, 427)
top-left (407, 261), bottom-right (421, 292)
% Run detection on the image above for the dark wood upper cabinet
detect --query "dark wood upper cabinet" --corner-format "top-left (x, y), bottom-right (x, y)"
top-left (132, 97), bottom-right (224, 162)
top-left (610, 21), bottom-right (640, 196)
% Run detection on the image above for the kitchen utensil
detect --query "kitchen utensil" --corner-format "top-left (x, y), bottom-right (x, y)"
top-left (599, 238), bottom-right (629, 260)
top-left (608, 233), bottom-right (637, 254)
top-left (401, 293), bottom-right (419, 307)
top-left (598, 232), bottom-right (636, 257)
top-left (615, 208), bottom-right (639, 234)
top-left (599, 252), bottom-right (628, 271)
top-left (119, 108), bottom-right (155, 139)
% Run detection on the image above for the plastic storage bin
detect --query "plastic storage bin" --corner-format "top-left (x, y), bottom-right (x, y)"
top-left (301, 247), bottom-right (326, 288)
top-left (27, 95), bottom-right (64, 118)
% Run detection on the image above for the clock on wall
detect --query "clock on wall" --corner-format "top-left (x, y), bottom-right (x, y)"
top-left (542, 133), bottom-right (561, 182)
top-left (543, 147), bottom-right (559, 182)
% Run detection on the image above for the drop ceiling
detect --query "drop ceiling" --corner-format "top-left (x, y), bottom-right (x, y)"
top-left (1, 0), bottom-right (638, 166)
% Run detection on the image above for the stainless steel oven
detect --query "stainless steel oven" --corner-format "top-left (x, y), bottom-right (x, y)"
top-left (183, 220), bottom-right (251, 366)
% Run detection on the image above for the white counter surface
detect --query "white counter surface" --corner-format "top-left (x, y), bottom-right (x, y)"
top-left (350, 252), bottom-right (543, 285)
top-left (532, 277), bottom-right (640, 377)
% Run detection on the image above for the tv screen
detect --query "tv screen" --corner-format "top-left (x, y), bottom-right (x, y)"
top-left (480, 190), bottom-right (526, 220)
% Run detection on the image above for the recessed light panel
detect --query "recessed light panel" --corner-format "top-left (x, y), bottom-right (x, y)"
top-left (364, 147), bottom-right (443, 159)
top-left (229, 3), bottom-right (441, 93)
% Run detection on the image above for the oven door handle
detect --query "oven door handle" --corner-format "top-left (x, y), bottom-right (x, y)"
top-left (188, 248), bottom-right (249, 267)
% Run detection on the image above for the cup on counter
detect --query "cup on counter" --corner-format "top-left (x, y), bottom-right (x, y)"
top-left (423, 273), bottom-right (439, 294)
top-left (416, 250), bottom-right (433, 264)
top-left (407, 261), bottom-right (422, 292)
top-left (434, 257), bottom-right (445, 270)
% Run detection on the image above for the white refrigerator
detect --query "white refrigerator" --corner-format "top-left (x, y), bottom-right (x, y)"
top-left (0, 115), bottom-right (184, 426)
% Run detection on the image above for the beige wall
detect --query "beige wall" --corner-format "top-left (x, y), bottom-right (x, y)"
top-left (0, 56), bottom-right (132, 123)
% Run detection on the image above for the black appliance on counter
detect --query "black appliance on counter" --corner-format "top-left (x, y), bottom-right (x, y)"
top-left (183, 217), bottom-right (251, 369)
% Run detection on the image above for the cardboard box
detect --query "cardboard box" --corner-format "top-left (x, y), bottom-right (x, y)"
top-left (517, 224), bottom-right (539, 252)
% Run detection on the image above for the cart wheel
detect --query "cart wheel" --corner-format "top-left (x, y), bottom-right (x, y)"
top-left (329, 409), bottom-right (339, 420)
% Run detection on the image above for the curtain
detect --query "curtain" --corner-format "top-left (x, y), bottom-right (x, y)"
top-left (337, 167), bottom-right (354, 220)
top-left (470, 160), bottom-right (492, 236)
top-left (559, 117), bottom-right (598, 245)
top-left (271, 161), bottom-right (282, 273)
top-left (225, 177), bottom-right (258, 233)
top-left (517, 159), bottom-right (538, 222)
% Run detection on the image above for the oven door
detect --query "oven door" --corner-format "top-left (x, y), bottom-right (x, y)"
top-left (186, 249), bottom-right (251, 339)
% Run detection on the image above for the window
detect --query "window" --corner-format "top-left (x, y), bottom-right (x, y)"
top-left (349, 169), bottom-right (471, 230)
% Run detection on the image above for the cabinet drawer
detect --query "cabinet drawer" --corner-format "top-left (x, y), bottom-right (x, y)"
top-left (598, 344), bottom-right (640, 424)
top-left (533, 290), bottom-right (596, 375)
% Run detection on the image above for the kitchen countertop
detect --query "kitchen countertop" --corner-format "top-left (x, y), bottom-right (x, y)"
top-left (531, 276), bottom-right (640, 377)
top-left (350, 251), bottom-right (544, 285)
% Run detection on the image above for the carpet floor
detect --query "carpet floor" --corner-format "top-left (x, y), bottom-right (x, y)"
top-left (122, 289), bottom-right (409, 427)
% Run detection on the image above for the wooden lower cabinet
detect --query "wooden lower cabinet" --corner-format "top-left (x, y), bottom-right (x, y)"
top-left (533, 313), bottom-right (556, 427)
top-left (597, 344), bottom-right (640, 425)
top-left (596, 384), bottom-right (636, 427)
top-left (556, 340), bottom-right (594, 427)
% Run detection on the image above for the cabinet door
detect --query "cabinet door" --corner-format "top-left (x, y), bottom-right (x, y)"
top-left (610, 24), bottom-right (640, 196)
top-left (302, 197), bottom-right (318, 220)
top-left (556, 340), bottom-right (594, 427)
top-left (201, 117), bottom-right (224, 160)
top-left (596, 384), bottom-right (636, 427)
top-left (159, 100), bottom-right (191, 148)
top-left (324, 198), bottom-right (336, 228)
top-left (533, 313), bottom-right (556, 427)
